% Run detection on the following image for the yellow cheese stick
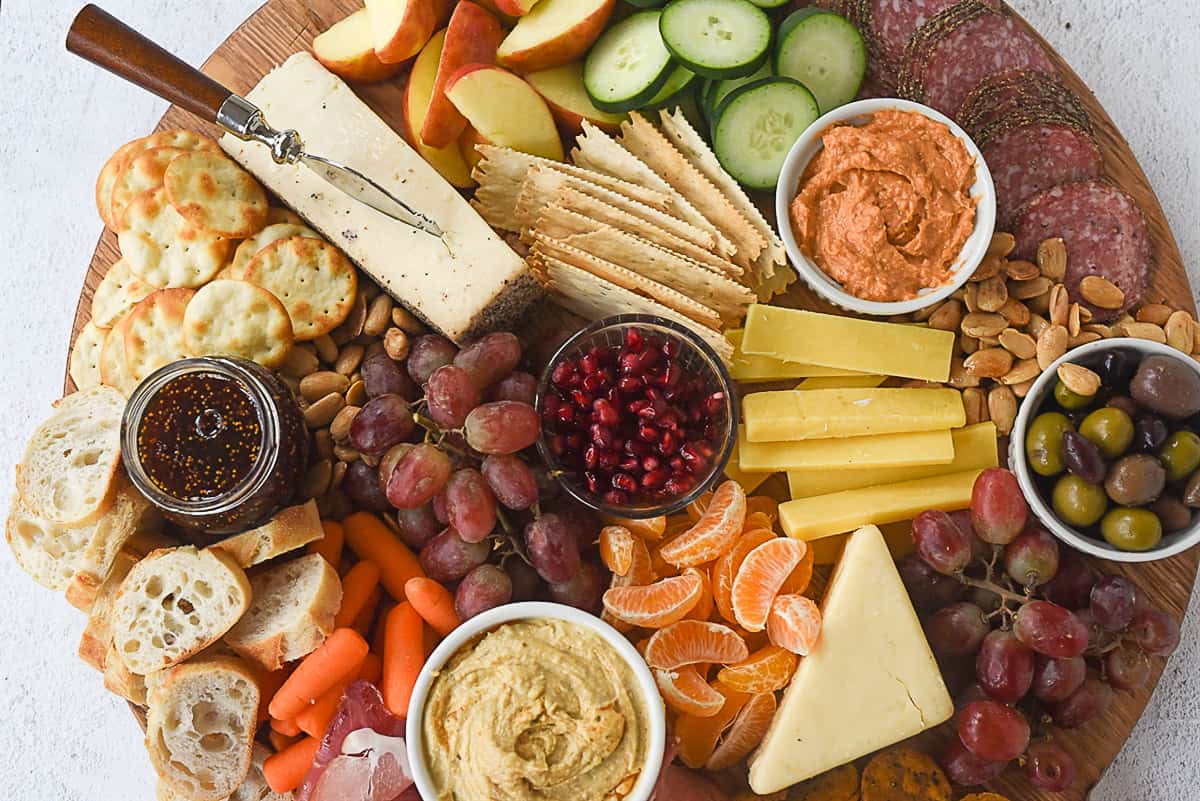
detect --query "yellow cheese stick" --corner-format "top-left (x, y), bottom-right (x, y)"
top-left (726, 329), bottom-right (864, 382)
top-left (796, 374), bottom-right (887, 390)
top-left (741, 305), bottom-right (955, 382)
top-left (779, 469), bottom-right (983, 541)
top-left (738, 427), bottom-right (954, 473)
top-left (788, 422), bottom-right (999, 498)
top-left (744, 387), bottom-right (965, 442)
top-left (722, 440), bottom-right (775, 494)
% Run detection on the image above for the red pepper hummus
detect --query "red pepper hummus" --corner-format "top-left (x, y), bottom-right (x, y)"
top-left (791, 109), bottom-right (979, 302)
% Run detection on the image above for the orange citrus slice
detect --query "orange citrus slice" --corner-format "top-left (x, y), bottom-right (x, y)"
top-left (767, 594), bottom-right (823, 655)
top-left (600, 513), bottom-right (667, 541)
top-left (644, 619), bottom-right (749, 670)
top-left (602, 607), bottom-right (634, 634)
top-left (659, 481), bottom-right (746, 567)
top-left (684, 566), bottom-right (714, 621)
top-left (609, 535), bottom-right (654, 588)
top-left (603, 572), bottom-right (703, 628)
top-left (742, 511), bottom-right (774, 534)
top-left (600, 525), bottom-right (636, 576)
top-left (655, 665), bottom-right (725, 717)
top-left (713, 528), bottom-right (777, 624)
top-left (686, 490), bottom-right (715, 522)
top-left (705, 691), bottom-right (777, 770)
top-left (676, 687), bottom-right (748, 769)
top-left (745, 495), bottom-right (779, 522)
top-left (717, 645), bottom-right (799, 693)
top-left (731, 538), bottom-right (808, 631)
top-left (780, 541), bottom-right (815, 596)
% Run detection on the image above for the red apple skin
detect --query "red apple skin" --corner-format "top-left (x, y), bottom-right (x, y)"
top-left (494, 0), bottom-right (540, 16)
top-left (496, 0), bottom-right (616, 74)
top-left (314, 10), bottom-right (407, 83)
top-left (443, 64), bottom-right (565, 161)
top-left (420, 1), bottom-right (504, 149)
top-left (402, 29), bottom-right (474, 187)
top-left (458, 127), bottom-right (492, 171)
top-left (525, 64), bottom-right (625, 135)
top-left (369, 0), bottom-right (438, 65)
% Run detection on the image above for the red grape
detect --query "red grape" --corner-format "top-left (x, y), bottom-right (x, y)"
top-left (950, 508), bottom-right (993, 563)
top-left (418, 527), bottom-right (489, 582)
top-left (555, 502), bottom-right (601, 554)
top-left (1024, 739), bottom-right (1077, 792)
top-left (453, 333), bottom-right (522, 390)
top-left (341, 460), bottom-right (391, 512)
top-left (1041, 549), bottom-right (1096, 610)
top-left (940, 739), bottom-right (1006, 787)
top-left (361, 353), bottom-right (417, 400)
top-left (464, 401), bottom-right (541, 454)
top-left (1074, 607), bottom-right (1118, 652)
top-left (1032, 655), bottom-right (1087, 703)
top-left (432, 490), bottom-right (449, 524)
top-left (970, 468), bottom-right (1029, 545)
top-left (964, 585), bottom-right (1003, 615)
top-left (1012, 601), bottom-right (1089, 658)
top-left (454, 564), bottom-right (513, 620)
top-left (507, 559), bottom-right (542, 602)
top-left (394, 504), bottom-right (441, 549)
top-left (481, 454), bottom-right (539, 510)
top-left (1105, 643), bottom-right (1152, 690)
top-left (1048, 671), bottom-right (1113, 728)
top-left (1003, 527), bottom-right (1059, 587)
top-left (956, 700), bottom-right (1030, 762)
top-left (407, 335), bottom-right (458, 385)
top-left (492, 371), bottom-right (537, 405)
top-left (349, 394), bottom-right (414, 455)
top-left (913, 510), bottom-right (973, 574)
top-left (897, 556), bottom-right (962, 613)
top-left (547, 562), bottom-right (606, 613)
top-left (385, 443), bottom-right (452, 509)
top-left (444, 468), bottom-right (497, 543)
top-left (925, 602), bottom-right (989, 657)
top-left (426, 365), bottom-right (480, 428)
top-left (1090, 575), bottom-right (1138, 630)
top-left (975, 629), bottom-right (1035, 703)
top-left (524, 513), bottom-right (581, 583)
top-left (1129, 608), bottom-right (1181, 656)
top-left (378, 443), bottom-right (414, 492)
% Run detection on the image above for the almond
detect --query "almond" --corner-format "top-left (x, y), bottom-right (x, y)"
top-left (970, 253), bottom-right (1004, 283)
top-left (963, 282), bottom-right (980, 313)
top-left (364, 292), bottom-right (394, 337)
top-left (1068, 303), bottom-right (1082, 337)
top-left (962, 387), bottom-right (988, 425)
top-left (1136, 304), bottom-right (1172, 326)
top-left (1000, 358), bottom-right (1041, 386)
top-left (987, 386), bottom-right (1018, 436)
top-left (330, 404), bottom-right (361, 443)
top-left (300, 370), bottom-right (351, 402)
top-left (1009, 276), bottom-right (1053, 300)
top-left (976, 275), bottom-right (1009, 312)
top-left (964, 347), bottom-right (1014, 379)
top-left (998, 297), bottom-right (1031, 327)
top-left (1165, 310), bottom-right (1196, 353)
top-left (1036, 324), bottom-right (1069, 369)
top-left (1027, 313), bottom-right (1051, 340)
top-left (1037, 237), bottom-right (1067, 281)
top-left (313, 333), bottom-right (338, 364)
top-left (1057, 363), bottom-right (1101, 397)
top-left (314, 428), bottom-right (334, 460)
top-left (1006, 259), bottom-right (1040, 281)
top-left (999, 328), bottom-right (1037, 360)
top-left (1011, 378), bottom-right (1037, 398)
top-left (948, 357), bottom-right (981, 388)
top-left (959, 333), bottom-right (980, 355)
top-left (335, 343), bottom-right (365, 376)
top-left (1083, 323), bottom-right (1112, 339)
top-left (1078, 275), bottom-right (1125, 310)
top-left (303, 459), bottom-right (333, 500)
top-left (1069, 331), bottom-right (1102, 348)
top-left (1049, 284), bottom-right (1070, 326)
top-left (988, 232), bottom-right (1016, 259)
top-left (279, 344), bottom-right (320, 378)
top-left (961, 312), bottom-right (1009, 338)
top-left (392, 305), bottom-right (426, 334)
top-left (928, 299), bottom-right (964, 331)
top-left (384, 327), bottom-right (411, 361)
top-left (304, 392), bottom-right (345, 428)
top-left (1116, 321), bottom-right (1167, 344)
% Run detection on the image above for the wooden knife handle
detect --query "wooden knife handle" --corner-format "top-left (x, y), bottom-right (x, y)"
top-left (66, 4), bottom-right (231, 122)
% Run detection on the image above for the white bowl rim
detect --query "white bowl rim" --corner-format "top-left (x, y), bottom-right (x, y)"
top-left (774, 97), bottom-right (997, 317)
top-left (405, 601), bottom-right (667, 801)
top-left (1009, 337), bottom-right (1200, 563)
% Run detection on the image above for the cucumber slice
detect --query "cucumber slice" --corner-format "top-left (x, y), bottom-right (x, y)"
top-left (644, 65), bottom-right (697, 107)
top-left (584, 11), bottom-right (675, 113)
top-left (707, 61), bottom-right (773, 125)
top-left (713, 78), bottom-right (820, 190)
top-left (774, 9), bottom-right (866, 113)
top-left (747, 0), bottom-right (789, 7)
top-left (659, 0), bottom-right (772, 79)
top-left (624, 0), bottom-right (666, 6)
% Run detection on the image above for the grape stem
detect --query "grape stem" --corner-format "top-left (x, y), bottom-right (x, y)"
top-left (412, 411), bottom-right (473, 459)
top-left (958, 573), bottom-right (1030, 607)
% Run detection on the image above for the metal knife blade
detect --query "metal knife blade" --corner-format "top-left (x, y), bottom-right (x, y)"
top-left (302, 153), bottom-right (444, 239)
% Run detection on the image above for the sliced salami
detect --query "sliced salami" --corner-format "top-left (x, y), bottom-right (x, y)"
top-left (984, 123), bottom-right (1103, 228)
top-left (1013, 181), bottom-right (1151, 320)
top-left (957, 69), bottom-right (1091, 147)
top-left (861, 0), bottom-right (1000, 87)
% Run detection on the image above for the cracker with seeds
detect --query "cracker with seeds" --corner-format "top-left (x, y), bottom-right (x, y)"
top-left (110, 146), bottom-right (186, 229)
top-left (164, 150), bottom-right (269, 238)
top-left (69, 321), bottom-right (108, 390)
top-left (118, 188), bottom-right (231, 288)
top-left (183, 280), bottom-right (294, 368)
top-left (122, 288), bottom-right (196, 382)
top-left (91, 259), bottom-right (155, 329)
top-left (237, 236), bottom-right (357, 341)
top-left (99, 314), bottom-right (138, 397)
top-left (230, 223), bottom-right (322, 276)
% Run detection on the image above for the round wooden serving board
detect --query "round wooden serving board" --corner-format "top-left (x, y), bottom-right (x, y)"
top-left (65, 2), bottom-right (1197, 798)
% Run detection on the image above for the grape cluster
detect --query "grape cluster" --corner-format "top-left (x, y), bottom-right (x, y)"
top-left (902, 467), bottom-right (1181, 792)
top-left (337, 331), bottom-right (609, 620)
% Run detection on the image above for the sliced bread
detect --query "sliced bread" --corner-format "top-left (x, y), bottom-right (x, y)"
top-left (156, 744), bottom-right (289, 801)
top-left (78, 549), bottom-right (142, 671)
top-left (211, 499), bottom-right (324, 569)
top-left (103, 639), bottom-right (149, 705)
top-left (6, 493), bottom-right (97, 592)
top-left (16, 385), bottom-right (126, 527)
top-left (225, 553), bottom-right (342, 672)
top-left (66, 523), bottom-right (173, 612)
top-left (146, 656), bottom-right (259, 801)
top-left (111, 546), bottom-right (251, 675)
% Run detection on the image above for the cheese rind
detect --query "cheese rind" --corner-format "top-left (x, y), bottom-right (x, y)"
top-left (748, 526), bottom-right (953, 793)
top-left (738, 428), bottom-right (955, 473)
top-left (741, 305), bottom-right (955, 382)
top-left (220, 53), bottom-right (541, 343)
top-left (726, 329), bottom-right (863, 382)
top-left (743, 388), bottom-right (965, 442)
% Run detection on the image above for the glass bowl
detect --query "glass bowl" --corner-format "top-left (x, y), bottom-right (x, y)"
top-left (535, 314), bottom-right (738, 519)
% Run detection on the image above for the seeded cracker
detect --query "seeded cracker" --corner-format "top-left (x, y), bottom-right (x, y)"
top-left (69, 321), bottom-right (108, 390)
top-left (91, 259), bottom-right (154, 329)
top-left (237, 236), bottom-right (357, 341)
top-left (183, 280), bottom-right (294, 368)
top-left (122, 288), bottom-right (196, 382)
top-left (164, 150), bottom-right (269, 238)
top-left (118, 187), bottom-right (231, 289)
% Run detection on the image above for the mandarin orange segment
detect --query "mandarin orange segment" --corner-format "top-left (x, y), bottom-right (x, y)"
top-left (604, 572), bottom-right (703, 628)
top-left (601, 513), bottom-right (667, 541)
top-left (781, 540), bottom-right (815, 595)
top-left (654, 665), bottom-right (725, 717)
top-left (714, 528), bottom-right (777, 624)
top-left (644, 619), bottom-right (750, 670)
top-left (610, 535), bottom-right (654, 588)
top-left (660, 481), bottom-right (746, 567)
top-left (675, 687), bottom-right (749, 769)
top-left (651, 541), bottom-right (681, 578)
top-left (705, 691), bottom-right (777, 771)
top-left (742, 511), bottom-right (774, 533)
top-left (602, 607), bottom-right (634, 634)
top-left (684, 566), bottom-right (714, 621)
top-left (767, 593), bottom-right (823, 655)
top-left (745, 495), bottom-right (779, 522)
top-left (600, 525), bottom-right (636, 576)
top-left (717, 645), bottom-right (799, 693)
top-left (686, 490), bottom-right (715, 522)
top-left (731, 538), bottom-right (808, 632)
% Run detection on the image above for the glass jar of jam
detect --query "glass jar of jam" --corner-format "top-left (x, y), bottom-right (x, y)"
top-left (121, 357), bottom-right (308, 535)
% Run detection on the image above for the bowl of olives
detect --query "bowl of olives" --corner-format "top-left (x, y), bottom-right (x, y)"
top-left (1010, 338), bottom-right (1200, 562)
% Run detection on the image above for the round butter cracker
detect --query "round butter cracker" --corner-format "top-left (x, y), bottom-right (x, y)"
top-left (110, 146), bottom-right (186, 230)
top-left (118, 187), bottom-right (231, 289)
top-left (96, 137), bottom-right (146, 229)
top-left (230, 223), bottom-right (321, 276)
top-left (183, 280), bottom-right (294, 368)
top-left (164, 150), bottom-right (269, 238)
top-left (240, 236), bottom-right (357, 341)
top-left (122, 288), bottom-right (196, 382)
top-left (99, 314), bottom-right (138, 397)
top-left (266, 207), bottom-right (304, 226)
top-left (69, 321), bottom-right (108, 390)
top-left (91, 259), bottom-right (155, 328)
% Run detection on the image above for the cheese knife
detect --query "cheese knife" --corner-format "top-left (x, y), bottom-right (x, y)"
top-left (66, 4), bottom-right (445, 239)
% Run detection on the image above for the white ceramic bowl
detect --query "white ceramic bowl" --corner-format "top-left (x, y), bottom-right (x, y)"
top-left (405, 601), bottom-right (667, 801)
top-left (774, 98), bottom-right (997, 317)
top-left (1009, 337), bottom-right (1200, 563)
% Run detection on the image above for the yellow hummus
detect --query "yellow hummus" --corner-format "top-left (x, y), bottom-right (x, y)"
top-left (422, 618), bottom-right (649, 801)
top-left (791, 109), bottom-right (979, 302)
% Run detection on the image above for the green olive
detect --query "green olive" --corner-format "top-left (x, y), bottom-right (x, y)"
top-left (1101, 507), bottom-right (1164, 551)
top-left (1159, 430), bottom-right (1200, 482)
top-left (1025, 412), bottom-right (1074, 477)
top-left (1079, 407), bottom-right (1135, 459)
top-left (1052, 474), bottom-right (1109, 528)
top-left (1055, 381), bottom-right (1092, 411)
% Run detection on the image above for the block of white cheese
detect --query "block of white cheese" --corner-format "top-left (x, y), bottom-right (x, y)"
top-left (221, 52), bottom-right (541, 343)
top-left (748, 525), bottom-right (953, 794)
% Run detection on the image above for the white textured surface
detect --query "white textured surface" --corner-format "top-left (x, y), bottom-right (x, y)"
top-left (0, 1), bottom-right (1196, 799)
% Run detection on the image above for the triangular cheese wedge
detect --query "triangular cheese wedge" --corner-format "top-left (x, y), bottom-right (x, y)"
top-left (748, 525), bottom-right (953, 794)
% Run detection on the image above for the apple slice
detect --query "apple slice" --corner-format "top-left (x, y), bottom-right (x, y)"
top-left (403, 29), bottom-right (474, 188)
top-left (495, 0), bottom-right (542, 16)
top-left (420, 1), bottom-right (504, 149)
top-left (313, 9), bottom-right (405, 83)
top-left (459, 127), bottom-right (490, 172)
top-left (444, 64), bottom-right (564, 161)
top-left (365, 0), bottom-right (437, 64)
top-left (525, 62), bottom-right (626, 135)
top-left (496, 0), bottom-right (615, 73)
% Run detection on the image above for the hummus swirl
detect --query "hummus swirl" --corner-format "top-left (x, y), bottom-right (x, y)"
top-left (791, 109), bottom-right (979, 302)
top-left (422, 619), bottom-right (648, 801)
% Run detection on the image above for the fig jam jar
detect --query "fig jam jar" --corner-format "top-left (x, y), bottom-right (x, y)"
top-left (121, 357), bottom-right (308, 535)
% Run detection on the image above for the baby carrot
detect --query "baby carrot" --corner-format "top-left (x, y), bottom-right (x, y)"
top-left (295, 652), bottom-right (384, 738)
top-left (269, 628), bottom-right (369, 721)
top-left (308, 520), bottom-right (345, 566)
top-left (268, 728), bottom-right (299, 754)
top-left (382, 602), bottom-right (425, 717)
top-left (405, 576), bottom-right (460, 637)
top-left (351, 585), bottom-right (383, 637)
top-left (335, 561), bottom-right (382, 629)
top-left (343, 512), bottom-right (425, 600)
top-left (270, 716), bottom-right (301, 737)
top-left (264, 735), bottom-right (319, 793)
top-left (372, 601), bottom-right (395, 655)
top-left (253, 665), bottom-right (291, 724)
top-left (358, 651), bottom-right (383, 685)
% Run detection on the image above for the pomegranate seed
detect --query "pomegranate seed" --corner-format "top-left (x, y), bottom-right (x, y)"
top-left (703, 392), bottom-right (726, 415)
top-left (584, 445), bottom-right (599, 469)
top-left (645, 387), bottom-right (664, 402)
top-left (552, 361), bottom-right (575, 386)
top-left (658, 430), bottom-right (677, 455)
top-left (590, 424), bottom-right (614, 449)
top-left (604, 490), bottom-right (630, 506)
top-left (696, 441), bottom-right (716, 459)
top-left (619, 457), bottom-right (640, 473)
top-left (541, 393), bottom-right (561, 417)
top-left (565, 433), bottom-right (582, 450)
top-left (624, 328), bottom-right (644, 352)
top-left (598, 449), bottom-right (620, 469)
top-left (665, 476), bottom-right (693, 495)
top-left (571, 389), bottom-right (592, 408)
top-left (580, 353), bottom-right (599, 375)
top-left (662, 363), bottom-right (682, 387)
top-left (626, 440), bottom-right (650, 457)
top-left (617, 376), bottom-right (642, 393)
top-left (642, 469), bottom-right (669, 488)
top-left (669, 456), bottom-right (686, 473)
top-left (628, 399), bottom-right (650, 414)
top-left (556, 405), bottom-right (575, 424)
top-left (593, 398), bottom-right (619, 427)
top-left (582, 372), bottom-right (604, 392)
top-left (642, 455), bottom-right (661, 472)
top-left (681, 443), bottom-right (708, 471)
top-left (638, 425), bottom-right (659, 442)
top-left (585, 472), bottom-right (600, 494)
top-left (612, 473), bottom-right (638, 492)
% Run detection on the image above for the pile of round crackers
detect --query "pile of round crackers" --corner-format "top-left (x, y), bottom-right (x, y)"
top-left (71, 130), bottom-right (359, 395)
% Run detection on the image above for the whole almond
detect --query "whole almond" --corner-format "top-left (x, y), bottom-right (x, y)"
top-left (1036, 324), bottom-right (1069, 369)
top-left (300, 370), bottom-right (350, 402)
top-left (333, 444), bottom-right (361, 464)
top-left (928, 299), bottom-right (964, 331)
top-left (1037, 237), bottom-right (1067, 280)
top-left (976, 275), bottom-right (1009, 312)
top-left (330, 460), bottom-right (348, 491)
top-left (970, 253), bottom-right (1004, 283)
top-left (302, 459), bottom-right (333, 500)
top-left (1083, 323), bottom-right (1112, 338)
top-left (962, 387), bottom-right (988, 425)
top-left (963, 283), bottom-right (980, 313)
top-left (332, 291), bottom-right (369, 345)
top-left (313, 334), bottom-right (339, 364)
top-left (1117, 321), bottom-right (1167, 344)
top-left (1069, 331), bottom-right (1102, 348)
top-left (1006, 259), bottom-right (1040, 281)
top-left (964, 347), bottom-right (1014, 379)
top-left (1027, 313), bottom-right (1051, 340)
top-left (391, 305), bottom-right (426, 335)
top-left (384, 327), bottom-right (411, 361)
top-left (1079, 275), bottom-right (1125, 310)
top-left (1000, 358), bottom-right (1041, 386)
top-left (364, 293), bottom-right (394, 337)
top-left (959, 333), bottom-right (980, 355)
top-left (1009, 276), bottom-right (1053, 300)
top-left (346, 379), bottom-right (367, 407)
top-left (962, 312), bottom-right (1009, 338)
top-left (1068, 303), bottom-right (1082, 337)
top-left (949, 357), bottom-right (981, 388)
top-left (330, 404), bottom-right (361, 443)
top-left (1165, 310), bottom-right (1196, 353)
top-left (987, 386), bottom-right (1018, 436)
top-left (1011, 378), bottom-right (1037, 398)
top-left (314, 428), bottom-right (334, 461)
top-left (304, 392), bottom-right (345, 428)
top-left (999, 328), bottom-right (1038, 360)
top-left (1058, 363), bottom-right (1101, 397)
top-left (998, 297), bottom-right (1031, 327)
top-left (278, 344), bottom-right (320, 379)
top-left (1049, 284), bottom-right (1070, 326)
top-left (335, 343), bottom-right (366, 375)
top-left (1136, 304), bottom-right (1172, 326)
top-left (988, 232), bottom-right (1016, 259)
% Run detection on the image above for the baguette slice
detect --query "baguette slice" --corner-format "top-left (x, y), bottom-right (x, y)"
top-left (225, 553), bottom-right (342, 672)
top-left (156, 744), bottom-right (289, 801)
top-left (111, 546), bottom-right (252, 675)
top-left (66, 524), bottom-right (174, 612)
top-left (103, 639), bottom-right (148, 705)
top-left (16, 385), bottom-right (125, 526)
top-left (78, 550), bottom-right (142, 671)
top-left (210, 499), bottom-right (324, 569)
top-left (147, 656), bottom-right (259, 801)
top-left (6, 494), bottom-right (97, 592)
